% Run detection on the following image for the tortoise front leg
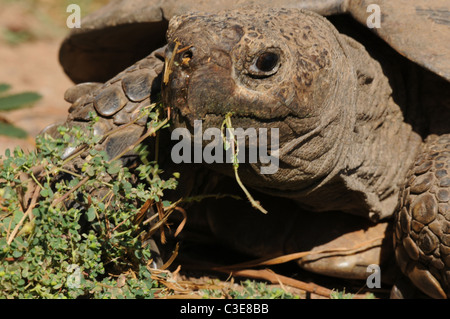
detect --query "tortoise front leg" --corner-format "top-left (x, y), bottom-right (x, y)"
top-left (37, 48), bottom-right (167, 267)
top-left (43, 47), bottom-right (165, 162)
top-left (394, 134), bottom-right (450, 299)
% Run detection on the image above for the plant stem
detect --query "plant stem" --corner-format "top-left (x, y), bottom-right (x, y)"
top-left (7, 186), bottom-right (40, 245)
top-left (222, 113), bottom-right (267, 214)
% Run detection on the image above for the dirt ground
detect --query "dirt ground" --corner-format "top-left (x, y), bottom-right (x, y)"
top-left (0, 0), bottom-right (108, 155)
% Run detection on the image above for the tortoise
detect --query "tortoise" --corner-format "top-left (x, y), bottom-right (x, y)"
top-left (46, 0), bottom-right (450, 298)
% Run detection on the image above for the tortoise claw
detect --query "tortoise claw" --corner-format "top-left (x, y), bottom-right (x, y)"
top-left (64, 82), bottom-right (102, 103)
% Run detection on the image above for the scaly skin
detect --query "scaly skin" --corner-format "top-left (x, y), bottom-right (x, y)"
top-left (45, 50), bottom-right (165, 162)
top-left (395, 135), bottom-right (450, 298)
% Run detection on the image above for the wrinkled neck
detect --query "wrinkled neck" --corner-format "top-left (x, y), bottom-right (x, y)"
top-left (299, 35), bottom-right (422, 220)
top-left (256, 34), bottom-right (422, 221)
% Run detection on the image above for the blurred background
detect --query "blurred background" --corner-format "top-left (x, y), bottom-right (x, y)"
top-left (0, 0), bottom-right (109, 155)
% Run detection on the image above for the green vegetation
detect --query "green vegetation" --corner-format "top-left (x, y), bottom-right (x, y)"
top-left (0, 106), bottom-right (178, 298)
top-left (330, 288), bottom-right (375, 299)
top-left (0, 83), bottom-right (42, 138)
top-left (224, 280), bottom-right (300, 299)
top-left (330, 288), bottom-right (355, 299)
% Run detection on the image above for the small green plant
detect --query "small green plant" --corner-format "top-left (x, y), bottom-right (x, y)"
top-left (221, 112), bottom-right (267, 214)
top-left (226, 280), bottom-right (300, 299)
top-left (330, 288), bottom-right (375, 299)
top-left (2, 29), bottom-right (34, 45)
top-left (0, 83), bottom-right (42, 138)
top-left (0, 105), bottom-right (180, 298)
top-left (330, 288), bottom-right (355, 299)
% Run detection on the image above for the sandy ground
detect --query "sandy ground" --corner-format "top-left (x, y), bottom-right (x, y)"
top-left (0, 40), bottom-right (72, 155)
top-left (0, 1), bottom-right (107, 156)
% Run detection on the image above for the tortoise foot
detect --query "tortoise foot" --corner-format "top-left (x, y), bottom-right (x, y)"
top-left (394, 134), bottom-right (450, 299)
top-left (297, 221), bottom-right (395, 282)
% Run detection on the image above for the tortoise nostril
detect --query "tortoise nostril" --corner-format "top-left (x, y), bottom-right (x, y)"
top-left (182, 50), bottom-right (193, 60)
top-left (177, 46), bottom-right (194, 65)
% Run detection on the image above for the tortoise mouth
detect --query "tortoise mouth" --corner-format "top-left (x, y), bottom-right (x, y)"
top-left (169, 106), bottom-right (294, 135)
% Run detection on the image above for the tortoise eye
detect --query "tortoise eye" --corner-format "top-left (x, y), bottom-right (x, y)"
top-left (255, 52), bottom-right (279, 72)
top-left (249, 51), bottom-right (281, 78)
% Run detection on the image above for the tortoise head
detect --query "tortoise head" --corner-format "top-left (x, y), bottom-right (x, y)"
top-left (162, 8), bottom-right (358, 192)
top-left (162, 8), bottom-right (423, 221)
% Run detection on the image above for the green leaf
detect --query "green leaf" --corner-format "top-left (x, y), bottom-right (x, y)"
top-left (0, 92), bottom-right (42, 111)
top-left (86, 207), bottom-right (96, 222)
top-left (12, 250), bottom-right (23, 258)
top-left (39, 187), bottom-right (48, 197)
top-left (0, 122), bottom-right (28, 138)
top-left (0, 83), bottom-right (11, 94)
top-left (13, 210), bottom-right (24, 224)
top-left (107, 161), bottom-right (121, 175)
top-left (84, 165), bottom-right (95, 177)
